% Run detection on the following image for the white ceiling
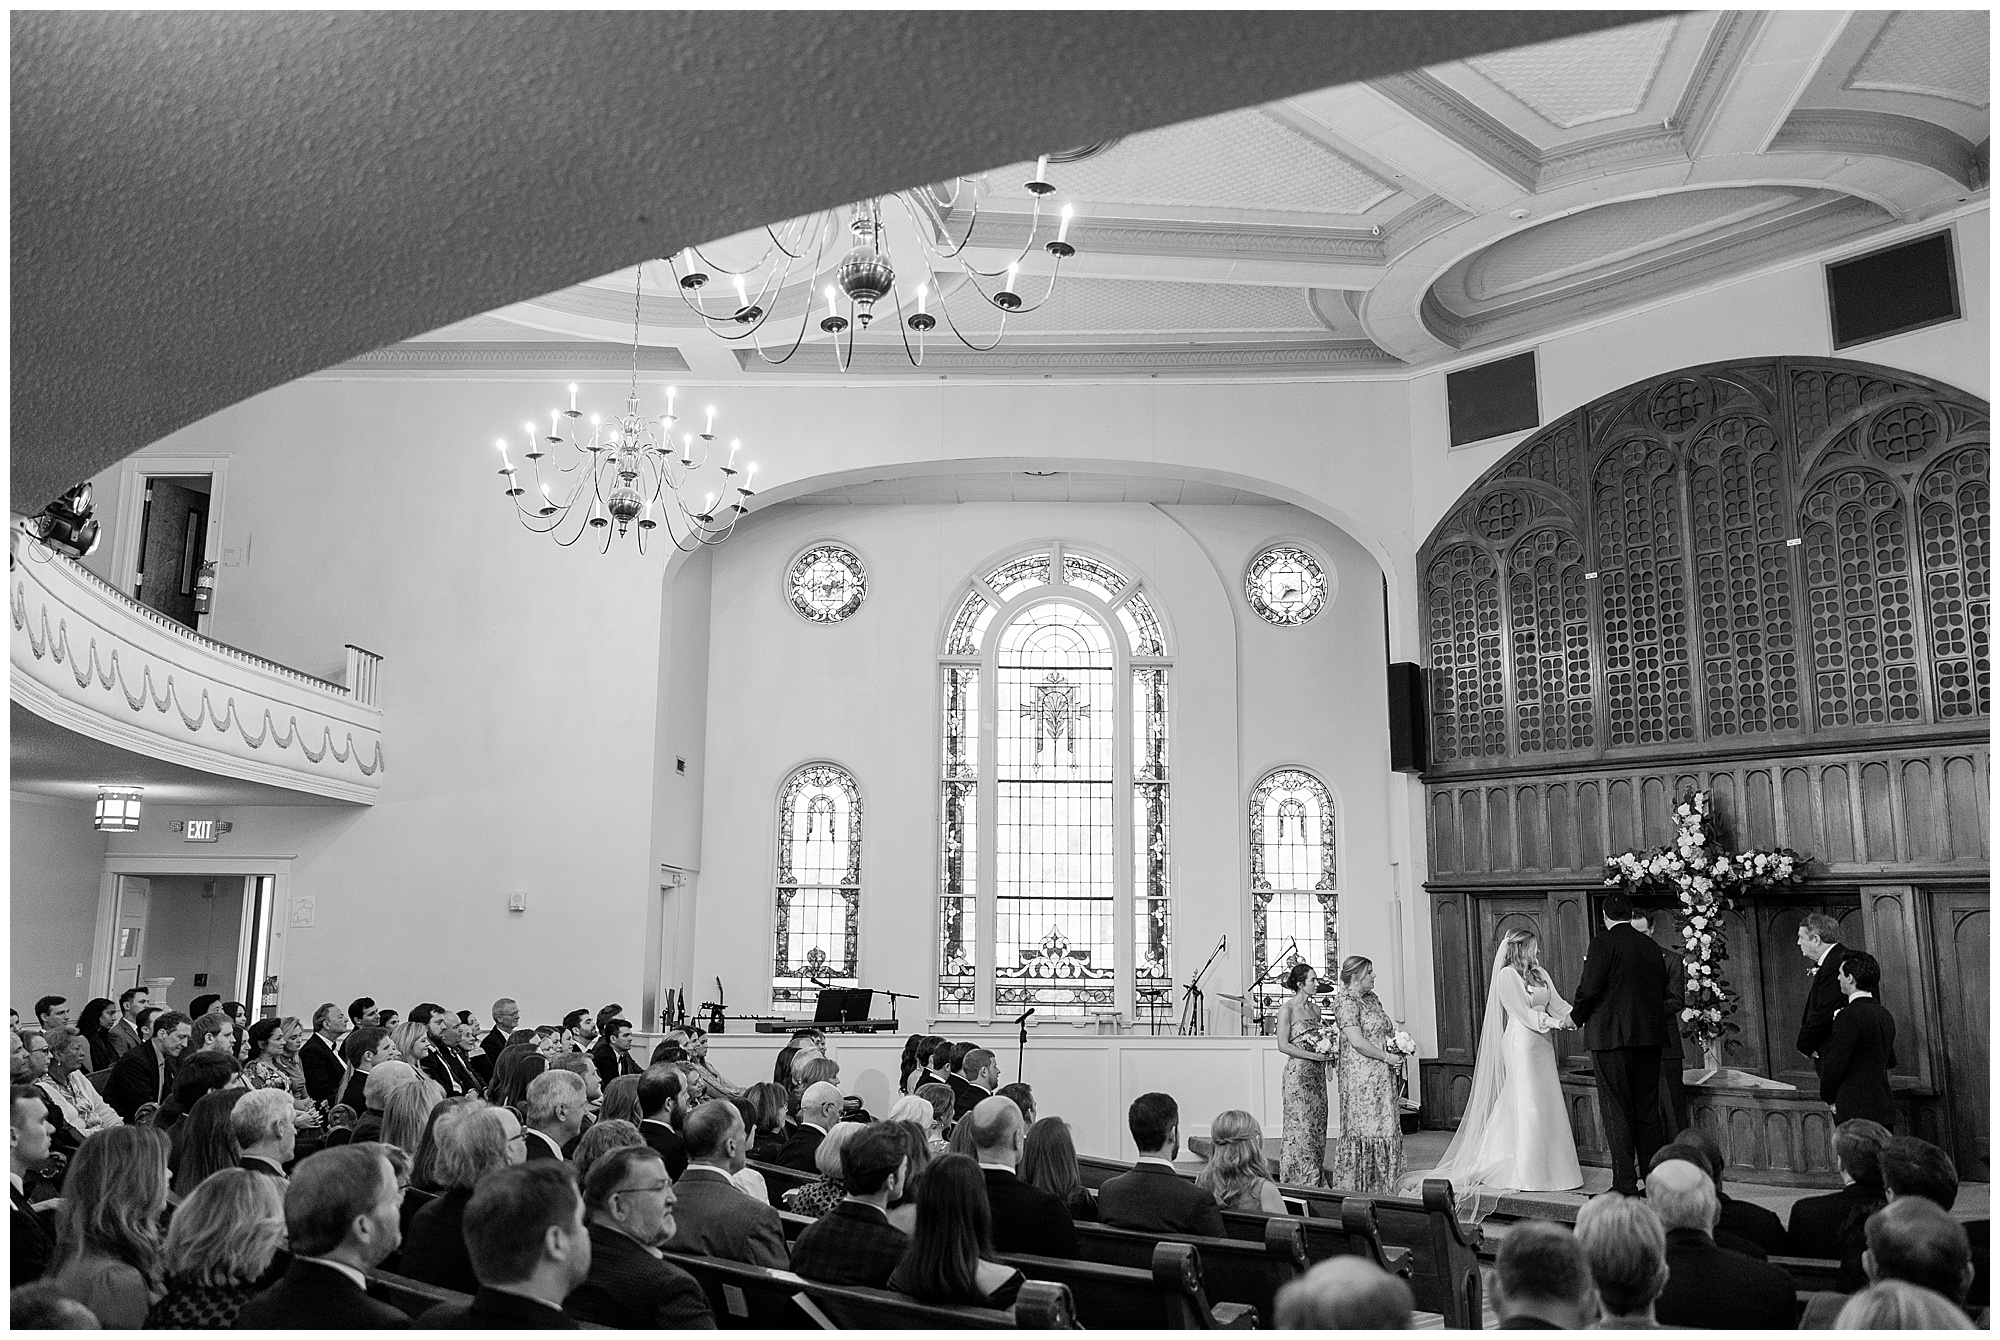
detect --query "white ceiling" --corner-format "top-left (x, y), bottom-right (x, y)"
top-left (778, 471), bottom-right (1287, 507)
top-left (354, 10), bottom-right (1988, 383)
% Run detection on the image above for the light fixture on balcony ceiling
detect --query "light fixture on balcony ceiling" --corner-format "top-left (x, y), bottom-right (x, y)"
top-left (94, 786), bottom-right (143, 832)
top-left (667, 150), bottom-right (1085, 371)
top-left (489, 267), bottom-right (755, 554)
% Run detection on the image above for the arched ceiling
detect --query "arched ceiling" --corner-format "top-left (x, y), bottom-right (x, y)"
top-left (11, 9), bottom-right (1647, 508)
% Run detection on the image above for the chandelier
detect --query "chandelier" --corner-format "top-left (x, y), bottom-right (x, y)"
top-left (666, 152), bottom-right (1083, 370)
top-left (491, 268), bottom-right (755, 553)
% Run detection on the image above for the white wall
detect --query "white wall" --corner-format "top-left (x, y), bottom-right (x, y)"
top-left (10, 794), bottom-right (107, 1010)
top-left (139, 875), bottom-right (247, 1012)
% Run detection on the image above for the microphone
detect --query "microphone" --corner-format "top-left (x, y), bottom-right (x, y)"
top-left (1013, 1008), bottom-right (1036, 1025)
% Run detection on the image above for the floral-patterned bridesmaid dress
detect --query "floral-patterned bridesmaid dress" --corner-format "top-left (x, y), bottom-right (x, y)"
top-left (1329, 987), bottom-right (1407, 1194)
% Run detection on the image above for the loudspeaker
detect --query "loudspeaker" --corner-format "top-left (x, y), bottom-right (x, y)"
top-left (1387, 662), bottom-right (1426, 774)
top-left (1446, 350), bottom-right (1540, 447)
top-left (1827, 230), bottom-right (1960, 349)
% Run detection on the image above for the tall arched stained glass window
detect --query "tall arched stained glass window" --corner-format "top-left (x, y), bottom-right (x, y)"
top-left (1248, 768), bottom-right (1336, 1023)
top-left (939, 543), bottom-right (1172, 1024)
top-left (773, 763), bottom-right (861, 1014)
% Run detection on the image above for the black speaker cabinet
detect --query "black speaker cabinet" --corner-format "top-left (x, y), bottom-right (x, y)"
top-left (1828, 230), bottom-right (1960, 349)
top-left (1387, 662), bottom-right (1426, 774)
top-left (1446, 350), bottom-right (1540, 447)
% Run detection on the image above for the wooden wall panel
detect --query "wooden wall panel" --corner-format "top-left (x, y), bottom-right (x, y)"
top-left (1860, 886), bottom-right (1937, 1092)
top-left (1901, 761), bottom-right (1938, 861)
top-left (1430, 889), bottom-right (1475, 1065)
top-left (1929, 889), bottom-right (1991, 1179)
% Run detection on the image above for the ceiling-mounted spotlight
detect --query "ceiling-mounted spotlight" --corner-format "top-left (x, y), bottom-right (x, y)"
top-left (94, 786), bottom-right (144, 832)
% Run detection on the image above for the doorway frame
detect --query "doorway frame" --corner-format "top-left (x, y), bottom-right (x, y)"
top-left (107, 454), bottom-right (231, 635)
top-left (93, 854), bottom-right (295, 1011)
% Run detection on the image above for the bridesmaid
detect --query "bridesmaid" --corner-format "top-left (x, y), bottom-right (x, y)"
top-left (1329, 955), bottom-right (1407, 1194)
top-left (1276, 962), bottom-right (1331, 1187)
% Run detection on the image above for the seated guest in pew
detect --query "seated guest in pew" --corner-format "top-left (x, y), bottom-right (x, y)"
top-left (1789, 1118), bottom-right (1891, 1290)
top-left (725, 1098), bottom-right (773, 1205)
top-left (915, 1083), bottom-right (957, 1153)
top-left (403, 1103), bottom-right (526, 1294)
top-left (1020, 1116), bottom-right (1098, 1224)
top-left (1274, 1255), bottom-right (1415, 1330)
top-left (969, 1095), bottom-right (1079, 1258)
top-left (1647, 1158), bottom-right (1795, 1331)
top-left (48, 1125), bottom-right (172, 1328)
top-left (353, 1060), bottom-right (418, 1145)
top-left (1644, 1143), bottom-right (1766, 1258)
top-left (522, 1069), bottom-right (588, 1161)
top-left (10, 1280), bottom-right (99, 1328)
top-left (948, 1112), bottom-right (980, 1158)
top-left (997, 1082), bottom-right (1036, 1126)
top-left (598, 1075), bottom-right (643, 1129)
top-left (233, 1144), bottom-right (412, 1329)
top-left (1491, 1219), bottom-right (1597, 1330)
top-left (741, 1082), bottom-right (789, 1164)
top-left (777, 1081), bottom-right (845, 1173)
top-left (12, 1086), bottom-right (58, 1283)
top-left (1799, 1196), bottom-right (1979, 1329)
top-left (888, 1153), bottom-right (1026, 1310)
top-left (668, 1100), bottom-right (787, 1269)
top-left (145, 1167), bottom-right (286, 1328)
top-left (566, 1145), bottom-right (713, 1328)
top-left (338, 1026), bottom-right (398, 1116)
top-left (949, 1048), bottom-right (1000, 1119)
top-left (1677, 1127), bottom-right (1788, 1256)
top-left (784, 1121), bottom-right (863, 1218)
top-left (637, 1065), bottom-right (691, 1178)
top-left (886, 1119), bottom-right (935, 1234)
top-left (233, 1086), bottom-right (299, 1180)
top-left (1834, 1279), bottom-right (1977, 1330)
top-left (570, 1119), bottom-right (642, 1184)
top-left (1096, 1093), bottom-right (1225, 1238)
top-left (1573, 1193), bottom-right (1670, 1330)
top-left (420, 1160), bottom-right (590, 1328)
top-left (788, 1121), bottom-right (911, 1289)
top-left (1881, 1135), bottom-right (1959, 1211)
top-left (1194, 1109), bottom-right (1288, 1215)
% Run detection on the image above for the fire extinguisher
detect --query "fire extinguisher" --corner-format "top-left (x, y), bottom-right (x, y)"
top-left (259, 974), bottom-right (279, 1019)
top-left (193, 560), bottom-right (217, 615)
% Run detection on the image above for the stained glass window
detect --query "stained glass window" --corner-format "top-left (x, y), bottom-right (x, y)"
top-left (1248, 768), bottom-right (1336, 1025)
top-left (773, 763), bottom-right (861, 1013)
top-left (786, 544), bottom-right (867, 623)
top-left (1247, 545), bottom-right (1329, 626)
top-left (938, 542), bottom-right (1171, 1022)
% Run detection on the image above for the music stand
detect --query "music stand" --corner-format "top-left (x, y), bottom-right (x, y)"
top-left (812, 988), bottom-right (874, 1026)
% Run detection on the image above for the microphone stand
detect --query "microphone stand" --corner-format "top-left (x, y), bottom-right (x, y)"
top-left (878, 988), bottom-right (918, 1033)
top-left (1244, 939), bottom-right (1301, 1037)
top-left (1178, 936), bottom-right (1228, 1037)
top-left (1013, 1009), bottom-right (1035, 1083)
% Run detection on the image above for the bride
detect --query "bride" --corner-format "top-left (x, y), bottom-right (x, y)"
top-left (1414, 928), bottom-right (1582, 1197)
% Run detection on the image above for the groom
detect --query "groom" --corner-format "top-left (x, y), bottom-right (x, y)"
top-left (1571, 892), bottom-right (1674, 1194)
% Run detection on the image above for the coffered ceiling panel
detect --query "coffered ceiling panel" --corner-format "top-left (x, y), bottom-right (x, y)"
top-left (960, 278), bottom-right (1323, 339)
top-left (1848, 11), bottom-right (1988, 108)
top-left (1465, 16), bottom-right (1679, 130)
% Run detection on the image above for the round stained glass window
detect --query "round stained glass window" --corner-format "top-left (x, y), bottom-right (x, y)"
top-left (786, 544), bottom-right (867, 623)
top-left (1245, 545), bottom-right (1327, 626)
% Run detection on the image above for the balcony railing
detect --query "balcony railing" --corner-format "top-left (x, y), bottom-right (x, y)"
top-left (10, 533), bottom-right (384, 804)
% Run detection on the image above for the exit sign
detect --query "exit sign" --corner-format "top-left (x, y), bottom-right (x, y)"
top-left (172, 819), bottom-right (232, 842)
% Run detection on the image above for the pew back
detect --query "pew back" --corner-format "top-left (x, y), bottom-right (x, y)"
top-left (999, 1241), bottom-right (1257, 1329)
top-left (1075, 1217), bottom-right (1304, 1329)
top-left (662, 1248), bottom-right (1074, 1329)
top-left (748, 1158), bottom-right (820, 1210)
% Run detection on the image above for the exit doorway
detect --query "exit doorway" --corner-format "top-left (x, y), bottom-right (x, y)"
top-left (106, 454), bottom-right (230, 635)
top-left (95, 857), bottom-right (290, 1019)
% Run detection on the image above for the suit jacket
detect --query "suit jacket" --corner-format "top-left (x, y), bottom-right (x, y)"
top-left (400, 1187), bottom-right (478, 1294)
top-left (102, 1041), bottom-right (176, 1121)
top-left (640, 1119), bottom-right (689, 1179)
top-left (106, 1017), bottom-right (142, 1058)
top-left (1571, 923), bottom-right (1672, 1051)
top-left (1797, 943), bottom-right (1857, 1061)
top-left (419, 1286), bottom-right (579, 1329)
top-left (418, 1049), bottom-right (464, 1098)
top-left (666, 1166), bottom-right (788, 1268)
top-left (775, 1122), bottom-right (827, 1174)
top-left (1820, 995), bottom-right (1897, 1127)
top-left (982, 1167), bottom-right (1081, 1258)
top-left (481, 1026), bottom-right (508, 1058)
top-left (232, 1258), bottom-right (412, 1329)
top-left (789, 1199), bottom-right (908, 1288)
top-left (1096, 1162), bottom-right (1225, 1238)
top-left (949, 1074), bottom-right (992, 1117)
top-left (239, 1155), bottom-right (289, 1182)
top-left (1787, 1183), bottom-right (1880, 1261)
top-left (301, 1034), bottom-right (346, 1103)
top-left (565, 1222), bottom-right (715, 1329)
top-left (1717, 1191), bottom-right (1790, 1257)
top-left (1654, 1228), bottom-right (1796, 1331)
top-left (590, 1042), bottom-right (642, 1087)
top-left (523, 1128), bottom-right (566, 1161)
top-left (13, 1183), bottom-right (55, 1283)
top-left (340, 1069), bottom-right (372, 1115)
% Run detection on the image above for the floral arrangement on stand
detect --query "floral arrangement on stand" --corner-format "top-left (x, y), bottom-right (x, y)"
top-left (1603, 790), bottom-right (1807, 1070)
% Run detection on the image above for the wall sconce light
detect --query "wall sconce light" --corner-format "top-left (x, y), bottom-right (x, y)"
top-left (94, 786), bottom-right (144, 832)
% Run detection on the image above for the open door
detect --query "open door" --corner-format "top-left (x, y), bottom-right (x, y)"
top-left (134, 477), bottom-right (210, 629)
top-left (109, 876), bottom-right (151, 996)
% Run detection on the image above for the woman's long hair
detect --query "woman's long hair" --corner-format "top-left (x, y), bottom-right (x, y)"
top-left (388, 1021), bottom-right (432, 1069)
top-left (1339, 955), bottom-right (1374, 988)
top-left (53, 1126), bottom-right (170, 1286)
top-left (947, 1113), bottom-right (979, 1158)
top-left (572, 1120), bottom-right (643, 1183)
top-left (161, 1167), bottom-right (286, 1286)
top-left (1499, 929), bottom-right (1548, 989)
top-left (411, 1095), bottom-right (479, 1191)
top-left (379, 1082), bottom-right (440, 1159)
top-left (891, 1119), bottom-right (934, 1206)
top-left (1194, 1110), bottom-right (1270, 1207)
top-left (916, 1083), bottom-right (955, 1136)
top-left (1019, 1117), bottom-right (1084, 1205)
top-left (485, 1043), bottom-right (544, 1109)
top-left (743, 1082), bottom-right (789, 1140)
top-left (599, 1075), bottom-right (644, 1127)
top-left (76, 999), bottom-right (114, 1043)
top-left (170, 1088), bottom-right (247, 1199)
top-left (898, 1034), bottom-right (925, 1094)
top-left (891, 1154), bottom-right (995, 1305)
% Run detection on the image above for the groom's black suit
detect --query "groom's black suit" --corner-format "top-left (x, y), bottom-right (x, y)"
top-left (1572, 920), bottom-right (1675, 1194)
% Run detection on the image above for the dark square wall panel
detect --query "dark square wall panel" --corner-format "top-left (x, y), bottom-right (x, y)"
top-left (1447, 351), bottom-right (1541, 447)
top-left (1827, 231), bottom-right (1960, 349)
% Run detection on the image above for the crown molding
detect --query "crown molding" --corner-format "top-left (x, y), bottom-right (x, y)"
top-left (1771, 109), bottom-right (1984, 189)
top-left (324, 342), bottom-right (693, 375)
top-left (734, 339), bottom-right (1402, 376)
top-left (1369, 70), bottom-right (1541, 190)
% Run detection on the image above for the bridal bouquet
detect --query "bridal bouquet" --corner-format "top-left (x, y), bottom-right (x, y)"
top-left (1385, 1031), bottom-right (1418, 1058)
top-left (1294, 1023), bottom-right (1339, 1058)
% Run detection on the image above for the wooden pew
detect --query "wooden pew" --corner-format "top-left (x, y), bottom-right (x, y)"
top-left (748, 1157), bottom-right (821, 1210)
top-left (1219, 1207), bottom-right (1413, 1279)
top-left (777, 1209), bottom-right (815, 1242)
top-left (663, 1248), bottom-right (1075, 1329)
top-left (999, 1241), bottom-right (1257, 1329)
top-left (364, 1267), bottom-right (611, 1328)
top-left (1074, 1216), bottom-right (1304, 1328)
top-left (1278, 1180), bottom-right (1483, 1329)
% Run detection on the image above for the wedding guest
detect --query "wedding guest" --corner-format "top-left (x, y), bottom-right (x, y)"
top-left (970, 1096), bottom-right (1079, 1257)
top-left (486, 1043), bottom-right (546, 1113)
top-left (169, 1088), bottom-right (246, 1200)
top-left (997, 1082), bottom-right (1037, 1125)
top-left (886, 1119), bottom-right (933, 1234)
top-left (300, 1003), bottom-right (350, 1104)
top-left (590, 1018), bottom-right (642, 1087)
top-left (378, 1080), bottom-right (438, 1160)
top-left (916, 1083), bottom-right (957, 1151)
top-left (948, 1111), bottom-right (980, 1158)
top-left (9, 1282), bottom-right (97, 1328)
top-left (73, 1000), bottom-right (118, 1073)
top-left (675, 1027), bottom-right (742, 1107)
top-left (566, 1146), bottom-right (713, 1328)
top-left (1679, 1127), bottom-right (1788, 1255)
top-left (1276, 964), bottom-right (1331, 1188)
top-left (1834, 1279), bottom-right (1977, 1330)
top-left (598, 1075), bottom-right (643, 1127)
top-left (103, 1011), bottom-right (190, 1122)
top-left (232, 1087), bottom-right (297, 1178)
top-left (888, 1153), bottom-right (1025, 1309)
top-left (1800, 1197), bottom-right (1977, 1328)
top-left (1574, 1193), bottom-right (1669, 1329)
top-left (187, 997), bottom-right (221, 1030)
top-left (145, 1168), bottom-right (285, 1327)
top-left (522, 1069), bottom-right (587, 1161)
top-left (897, 1034), bottom-right (928, 1095)
top-left (1819, 951), bottom-right (1897, 1128)
top-left (154, 1051), bottom-right (241, 1133)
top-left (779, 1081), bottom-right (844, 1172)
top-left (950, 1048), bottom-right (999, 1117)
top-left (337, 1026), bottom-right (397, 1114)
top-left (784, 1121), bottom-right (862, 1218)
top-left (1491, 1219), bottom-right (1596, 1330)
top-left (788, 1121), bottom-right (910, 1288)
top-left (636, 1065), bottom-right (689, 1178)
top-left (353, 1060), bottom-right (420, 1144)
top-left (482, 999), bottom-right (521, 1059)
top-left (1330, 955), bottom-right (1407, 1194)
top-left (1881, 1136), bottom-right (1959, 1210)
top-left (1645, 1144), bottom-right (1767, 1258)
top-left (233, 1145), bottom-right (410, 1329)
top-left (12, 1086), bottom-right (58, 1283)
top-left (668, 1100), bottom-right (786, 1268)
top-left (1275, 1255), bottom-right (1415, 1329)
top-left (35, 1027), bottom-right (121, 1137)
top-left (1647, 1158), bottom-right (1794, 1330)
top-left (1021, 1115), bottom-right (1098, 1223)
top-left (1196, 1108), bottom-right (1288, 1214)
top-left (48, 1126), bottom-right (171, 1327)
top-left (727, 1099), bottom-right (773, 1204)
top-left (1098, 1093), bottom-right (1223, 1237)
top-left (400, 1104), bottom-right (522, 1294)
top-left (572, 1119), bottom-right (642, 1183)
top-left (417, 1161), bottom-right (593, 1328)
top-left (244, 1016), bottom-right (304, 1097)
top-left (1789, 1118), bottom-right (1890, 1284)
top-left (106, 988), bottom-right (150, 1059)
top-left (1795, 913), bottom-right (1856, 1069)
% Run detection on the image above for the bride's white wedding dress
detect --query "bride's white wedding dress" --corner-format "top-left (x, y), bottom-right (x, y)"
top-left (1416, 951), bottom-right (1584, 1197)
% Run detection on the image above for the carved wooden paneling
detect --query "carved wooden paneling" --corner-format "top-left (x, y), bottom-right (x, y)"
top-left (1928, 888), bottom-right (1990, 1179)
top-left (1859, 886), bottom-right (1934, 1093)
top-left (1421, 358), bottom-right (1988, 773)
top-left (1429, 889), bottom-right (1475, 1066)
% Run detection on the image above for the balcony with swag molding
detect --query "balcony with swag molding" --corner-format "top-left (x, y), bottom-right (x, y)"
top-left (10, 532), bottom-right (383, 806)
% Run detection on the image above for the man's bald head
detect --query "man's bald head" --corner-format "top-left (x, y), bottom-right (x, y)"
top-left (970, 1095), bottom-right (1024, 1157)
top-left (1645, 1158), bottom-right (1718, 1234)
top-left (800, 1081), bottom-right (844, 1128)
